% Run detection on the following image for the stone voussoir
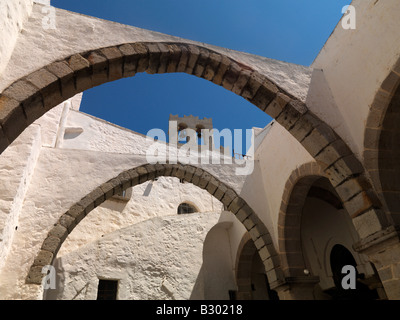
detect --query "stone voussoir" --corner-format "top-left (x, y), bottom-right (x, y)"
top-left (132, 42), bottom-right (150, 73)
top-left (100, 46), bottom-right (124, 80)
top-left (212, 55), bottom-right (231, 86)
top-left (185, 44), bottom-right (201, 75)
top-left (26, 266), bottom-right (45, 285)
top-left (227, 196), bottom-right (246, 214)
top-left (165, 43), bottom-right (183, 73)
top-left (191, 167), bottom-right (205, 186)
top-left (118, 43), bottom-right (139, 78)
top-left (221, 188), bottom-right (238, 208)
top-left (183, 165), bottom-right (197, 182)
top-left (221, 61), bottom-right (241, 91)
top-left (275, 100), bottom-right (307, 131)
top-left (45, 60), bottom-right (75, 98)
top-left (301, 122), bottom-right (338, 157)
top-left (145, 164), bottom-right (157, 181)
top-left (84, 50), bottom-right (108, 86)
top-left (136, 165), bottom-right (149, 183)
top-left (49, 224), bottom-right (68, 242)
top-left (205, 176), bottom-right (220, 195)
top-left (155, 42), bottom-right (171, 74)
top-left (127, 168), bottom-right (140, 186)
top-left (33, 250), bottom-right (54, 267)
top-left (41, 235), bottom-right (62, 255)
top-left (193, 47), bottom-right (210, 78)
top-left (241, 71), bottom-right (264, 100)
top-left (67, 53), bottom-right (92, 92)
top-left (250, 79), bottom-right (279, 111)
top-left (202, 51), bottom-right (222, 81)
top-left (264, 92), bottom-right (291, 119)
top-left (235, 203), bottom-right (253, 223)
top-left (213, 182), bottom-right (228, 201)
top-left (87, 187), bottom-right (106, 207)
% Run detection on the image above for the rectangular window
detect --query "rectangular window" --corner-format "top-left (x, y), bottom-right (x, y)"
top-left (97, 279), bottom-right (119, 300)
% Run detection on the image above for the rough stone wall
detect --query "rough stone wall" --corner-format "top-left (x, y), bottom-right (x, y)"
top-left (45, 212), bottom-right (221, 300)
top-left (0, 0), bottom-right (33, 75)
top-left (58, 176), bottom-right (223, 256)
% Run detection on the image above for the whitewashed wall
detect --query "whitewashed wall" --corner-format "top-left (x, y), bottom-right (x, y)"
top-left (45, 212), bottom-right (223, 300)
top-left (59, 176), bottom-right (223, 256)
top-left (0, 0), bottom-right (33, 75)
top-left (312, 0), bottom-right (400, 159)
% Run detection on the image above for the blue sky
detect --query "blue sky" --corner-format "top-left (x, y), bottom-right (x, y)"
top-left (52, 0), bottom-right (351, 153)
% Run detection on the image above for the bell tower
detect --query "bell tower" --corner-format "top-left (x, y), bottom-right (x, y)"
top-left (169, 114), bottom-right (215, 150)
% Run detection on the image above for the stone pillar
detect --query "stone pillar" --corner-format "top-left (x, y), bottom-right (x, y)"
top-left (354, 226), bottom-right (400, 300)
top-left (272, 276), bottom-right (320, 300)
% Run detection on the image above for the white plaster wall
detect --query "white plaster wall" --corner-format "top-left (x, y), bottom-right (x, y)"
top-left (215, 211), bottom-right (248, 276)
top-left (59, 176), bottom-right (223, 256)
top-left (254, 121), bottom-right (314, 245)
top-left (0, 0), bottom-right (33, 75)
top-left (45, 212), bottom-right (221, 300)
top-left (0, 148), bottom-right (244, 299)
top-left (0, 147), bottom-right (151, 299)
top-left (301, 197), bottom-right (373, 291)
top-left (0, 124), bottom-right (41, 273)
top-left (61, 110), bottom-right (155, 154)
top-left (193, 220), bottom-right (237, 300)
top-left (312, 0), bottom-right (400, 158)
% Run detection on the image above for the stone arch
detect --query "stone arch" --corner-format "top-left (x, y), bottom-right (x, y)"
top-left (278, 162), bottom-right (325, 277)
top-left (235, 233), bottom-right (256, 299)
top-left (26, 163), bottom-right (281, 289)
top-left (278, 162), bottom-right (386, 299)
top-left (235, 233), bottom-right (279, 300)
top-left (0, 41), bottom-right (384, 229)
top-left (364, 56), bottom-right (400, 224)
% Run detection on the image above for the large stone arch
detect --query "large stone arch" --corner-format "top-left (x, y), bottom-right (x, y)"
top-left (277, 162), bottom-right (385, 299)
top-left (25, 163), bottom-right (282, 290)
top-left (278, 162), bottom-right (324, 278)
top-left (364, 56), bottom-right (400, 225)
top-left (235, 232), bottom-right (278, 300)
top-left (0, 41), bottom-right (387, 237)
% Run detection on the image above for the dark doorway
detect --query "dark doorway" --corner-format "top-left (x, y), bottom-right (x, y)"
top-left (97, 279), bottom-right (119, 300)
top-left (327, 244), bottom-right (380, 300)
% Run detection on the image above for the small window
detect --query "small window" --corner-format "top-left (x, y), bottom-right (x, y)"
top-left (97, 279), bottom-right (118, 300)
top-left (177, 203), bottom-right (197, 215)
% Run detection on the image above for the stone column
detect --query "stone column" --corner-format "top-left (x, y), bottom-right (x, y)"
top-left (354, 226), bottom-right (400, 300)
top-left (272, 276), bottom-right (320, 300)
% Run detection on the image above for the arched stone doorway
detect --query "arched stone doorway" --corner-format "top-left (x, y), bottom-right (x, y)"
top-left (327, 244), bottom-right (381, 300)
top-left (278, 164), bottom-right (386, 300)
top-left (235, 234), bottom-right (279, 300)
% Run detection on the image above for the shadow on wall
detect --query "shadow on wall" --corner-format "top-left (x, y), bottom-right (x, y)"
top-left (189, 222), bottom-right (237, 300)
